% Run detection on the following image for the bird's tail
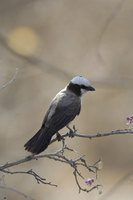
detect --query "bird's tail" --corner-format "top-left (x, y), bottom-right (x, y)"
top-left (24, 128), bottom-right (52, 154)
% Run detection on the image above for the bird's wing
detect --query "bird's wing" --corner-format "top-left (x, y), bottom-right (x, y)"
top-left (41, 97), bottom-right (81, 135)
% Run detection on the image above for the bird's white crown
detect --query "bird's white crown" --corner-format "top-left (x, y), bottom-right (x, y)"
top-left (71, 76), bottom-right (91, 87)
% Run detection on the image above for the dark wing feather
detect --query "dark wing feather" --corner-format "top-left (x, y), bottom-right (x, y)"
top-left (42, 98), bottom-right (81, 136)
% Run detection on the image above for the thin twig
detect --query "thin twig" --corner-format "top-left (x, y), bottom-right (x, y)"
top-left (0, 185), bottom-right (35, 200)
top-left (73, 169), bottom-right (102, 193)
top-left (1, 169), bottom-right (57, 187)
top-left (0, 68), bottom-right (19, 91)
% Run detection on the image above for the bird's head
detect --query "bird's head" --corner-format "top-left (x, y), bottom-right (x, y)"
top-left (67, 76), bottom-right (95, 96)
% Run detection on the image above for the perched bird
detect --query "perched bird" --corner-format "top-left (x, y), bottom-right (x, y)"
top-left (24, 76), bottom-right (95, 154)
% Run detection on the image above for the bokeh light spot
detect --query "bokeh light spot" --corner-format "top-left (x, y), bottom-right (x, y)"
top-left (7, 26), bottom-right (40, 56)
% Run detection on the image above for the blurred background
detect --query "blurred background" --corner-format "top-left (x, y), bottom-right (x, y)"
top-left (0, 0), bottom-right (133, 199)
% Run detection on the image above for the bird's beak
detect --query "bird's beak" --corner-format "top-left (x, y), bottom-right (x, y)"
top-left (87, 86), bottom-right (95, 91)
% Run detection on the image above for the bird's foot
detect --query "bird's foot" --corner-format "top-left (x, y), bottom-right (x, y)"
top-left (56, 132), bottom-right (62, 141)
top-left (66, 125), bottom-right (77, 138)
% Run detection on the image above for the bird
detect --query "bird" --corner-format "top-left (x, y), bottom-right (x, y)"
top-left (24, 76), bottom-right (95, 154)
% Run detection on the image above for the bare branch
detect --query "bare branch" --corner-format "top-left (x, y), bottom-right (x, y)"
top-left (50, 129), bottom-right (133, 144)
top-left (0, 128), bottom-right (131, 193)
top-left (0, 146), bottom-right (66, 170)
top-left (72, 129), bottom-right (133, 139)
top-left (0, 185), bottom-right (35, 200)
top-left (0, 68), bottom-right (19, 91)
top-left (73, 169), bottom-right (101, 193)
top-left (0, 144), bottom-right (101, 193)
top-left (1, 169), bottom-right (57, 187)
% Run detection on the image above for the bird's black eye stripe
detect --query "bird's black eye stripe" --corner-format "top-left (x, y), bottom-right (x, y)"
top-left (81, 85), bottom-right (88, 89)
top-left (80, 85), bottom-right (95, 91)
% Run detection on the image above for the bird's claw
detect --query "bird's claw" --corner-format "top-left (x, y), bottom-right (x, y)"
top-left (67, 125), bottom-right (77, 138)
top-left (56, 132), bottom-right (62, 141)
